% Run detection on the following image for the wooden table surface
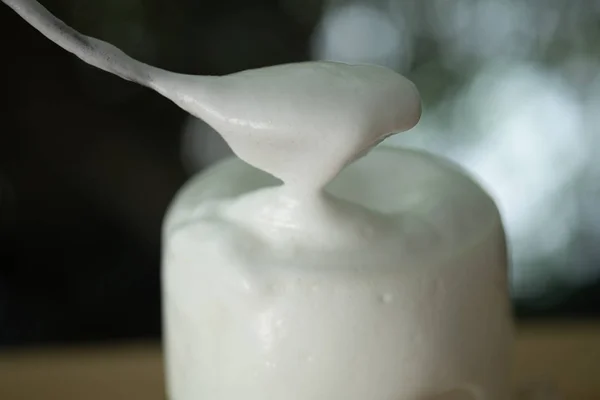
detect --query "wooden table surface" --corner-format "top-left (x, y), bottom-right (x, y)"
top-left (1, 323), bottom-right (599, 400)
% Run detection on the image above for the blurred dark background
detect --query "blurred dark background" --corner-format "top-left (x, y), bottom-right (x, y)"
top-left (0, 0), bottom-right (599, 347)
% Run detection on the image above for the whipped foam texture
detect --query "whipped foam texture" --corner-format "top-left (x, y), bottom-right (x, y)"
top-left (2, 2), bottom-right (513, 399)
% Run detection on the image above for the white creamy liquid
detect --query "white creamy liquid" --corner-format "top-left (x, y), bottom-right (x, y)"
top-left (3, 1), bottom-right (513, 399)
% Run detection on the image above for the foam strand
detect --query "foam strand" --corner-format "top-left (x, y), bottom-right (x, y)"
top-left (2, 0), bottom-right (158, 86)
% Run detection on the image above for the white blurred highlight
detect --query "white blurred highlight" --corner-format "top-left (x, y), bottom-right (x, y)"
top-left (430, 0), bottom-right (539, 65)
top-left (311, 3), bottom-right (411, 71)
top-left (389, 63), bottom-right (589, 298)
top-left (461, 65), bottom-right (586, 297)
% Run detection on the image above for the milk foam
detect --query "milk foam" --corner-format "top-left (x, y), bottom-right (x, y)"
top-left (3, 2), bottom-right (513, 398)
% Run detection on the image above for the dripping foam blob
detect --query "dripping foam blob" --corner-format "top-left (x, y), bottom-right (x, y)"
top-left (2, 0), bottom-right (423, 243)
